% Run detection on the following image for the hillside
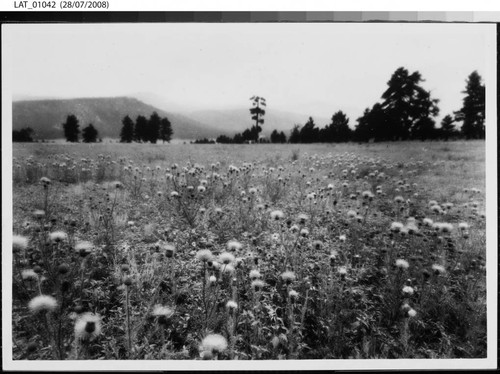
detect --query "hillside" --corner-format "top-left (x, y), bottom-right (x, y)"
top-left (12, 97), bottom-right (221, 140)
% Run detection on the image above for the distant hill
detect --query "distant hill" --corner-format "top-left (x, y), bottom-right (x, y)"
top-left (187, 108), bottom-right (332, 137)
top-left (12, 97), bottom-right (221, 140)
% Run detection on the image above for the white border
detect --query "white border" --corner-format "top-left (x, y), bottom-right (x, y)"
top-left (2, 22), bottom-right (497, 371)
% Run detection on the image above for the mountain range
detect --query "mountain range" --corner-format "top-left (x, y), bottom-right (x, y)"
top-left (12, 96), bottom-right (333, 140)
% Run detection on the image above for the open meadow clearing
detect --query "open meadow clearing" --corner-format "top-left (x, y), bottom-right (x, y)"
top-left (9, 140), bottom-right (489, 360)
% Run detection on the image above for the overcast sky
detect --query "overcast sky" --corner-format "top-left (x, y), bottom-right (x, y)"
top-left (5, 23), bottom-right (492, 124)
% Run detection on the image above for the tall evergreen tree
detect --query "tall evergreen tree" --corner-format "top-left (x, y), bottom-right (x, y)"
top-left (289, 125), bottom-right (301, 143)
top-left (440, 114), bottom-right (456, 141)
top-left (147, 112), bottom-right (161, 143)
top-left (381, 67), bottom-right (439, 140)
top-left (299, 117), bottom-right (320, 143)
top-left (354, 104), bottom-right (390, 142)
top-left (13, 127), bottom-right (34, 142)
top-left (322, 111), bottom-right (352, 142)
top-left (159, 117), bottom-right (173, 143)
top-left (120, 115), bottom-right (135, 143)
top-left (62, 114), bottom-right (80, 142)
top-left (82, 124), bottom-right (99, 143)
top-left (134, 115), bottom-right (148, 142)
top-left (249, 96), bottom-right (266, 142)
top-left (454, 71), bottom-right (485, 139)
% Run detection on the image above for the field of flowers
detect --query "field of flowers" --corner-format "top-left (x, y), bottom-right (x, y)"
top-left (10, 141), bottom-right (487, 360)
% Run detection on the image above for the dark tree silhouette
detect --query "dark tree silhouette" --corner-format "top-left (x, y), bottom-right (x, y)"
top-left (454, 71), bottom-right (485, 139)
top-left (82, 124), bottom-right (99, 143)
top-left (440, 115), bottom-right (456, 141)
top-left (134, 115), bottom-right (148, 142)
top-left (13, 127), bottom-right (34, 142)
top-left (120, 115), bottom-right (135, 143)
top-left (62, 114), bottom-right (80, 142)
top-left (159, 117), bottom-right (173, 143)
top-left (321, 111), bottom-right (352, 142)
top-left (249, 96), bottom-right (266, 142)
top-left (354, 104), bottom-right (390, 142)
top-left (147, 112), bottom-right (161, 143)
top-left (299, 117), bottom-right (320, 143)
top-left (381, 67), bottom-right (439, 140)
top-left (289, 125), bottom-right (301, 143)
top-left (270, 130), bottom-right (287, 143)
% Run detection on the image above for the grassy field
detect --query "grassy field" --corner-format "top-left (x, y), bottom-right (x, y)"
top-left (10, 140), bottom-right (487, 360)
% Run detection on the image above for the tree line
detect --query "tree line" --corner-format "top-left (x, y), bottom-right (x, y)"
top-left (196, 68), bottom-right (485, 144)
top-left (119, 112), bottom-right (173, 143)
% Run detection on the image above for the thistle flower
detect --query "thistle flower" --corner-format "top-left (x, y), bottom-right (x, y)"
top-left (49, 231), bottom-right (68, 243)
top-left (251, 279), bottom-right (265, 291)
top-left (402, 286), bottom-right (414, 295)
top-left (297, 213), bottom-right (309, 224)
top-left (281, 271), bottom-right (296, 284)
top-left (271, 233), bottom-right (280, 241)
top-left (290, 224), bottom-right (299, 233)
top-left (200, 334), bottom-right (228, 355)
top-left (208, 275), bottom-right (217, 285)
top-left (312, 240), bottom-right (323, 250)
top-left (21, 269), bottom-right (39, 280)
top-left (433, 222), bottom-right (453, 233)
top-left (28, 295), bottom-right (58, 313)
top-left (13, 235), bottom-right (29, 251)
top-left (289, 290), bottom-right (299, 301)
top-left (197, 185), bottom-right (206, 193)
top-left (395, 259), bottom-right (409, 269)
top-left (458, 222), bottom-right (469, 231)
top-left (431, 264), bottom-right (446, 275)
top-left (227, 240), bottom-right (242, 251)
top-left (226, 300), bottom-right (238, 311)
top-left (221, 264), bottom-right (235, 274)
top-left (300, 228), bottom-right (309, 238)
top-left (40, 177), bottom-right (51, 185)
top-left (249, 269), bottom-right (262, 280)
top-left (270, 210), bottom-right (284, 220)
top-left (423, 218), bottom-right (434, 227)
top-left (394, 196), bottom-right (404, 204)
top-left (170, 191), bottom-right (179, 198)
top-left (75, 241), bottom-right (94, 257)
top-left (338, 266), bottom-right (348, 276)
top-left (74, 313), bottom-right (102, 341)
top-left (390, 222), bottom-right (404, 233)
top-left (163, 244), bottom-right (175, 258)
top-left (152, 305), bottom-right (174, 318)
top-left (408, 309), bottom-right (417, 317)
top-left (196, 249), bottom-right (213, 262)
top-left (33, 210), bottom-right (45, 219)
top-left (347, 210), bottom-right (357, 219)
top-left (219, 252), bottom-right (235, 265)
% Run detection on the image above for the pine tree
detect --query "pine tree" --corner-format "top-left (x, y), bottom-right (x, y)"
top-left (120, 115), bottom-right (135, 143)
top-left (147, 112), bottom-right (161, 143)
top-left (82, 124), bottom-right (98, 143)
top-left (440, 115), bottom-right (456, 141)
top-left (455, 71), bottom-right (485, 139)
top-left (322, 111), bottom-right (351, 142)
top-left (134, 115), bottom-right (148, 142)
top-left (62, 114), bottom-right (80, 142)
top-left (249, 96), bottom-right (266, 142)
top-left (159, 117), bottom-right (173, 143)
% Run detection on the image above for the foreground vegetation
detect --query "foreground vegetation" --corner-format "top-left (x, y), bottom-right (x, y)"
top-left (11, 141), bottom-right (486, 360)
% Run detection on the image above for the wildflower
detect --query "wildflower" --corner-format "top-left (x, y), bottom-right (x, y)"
top-left (21, 269), bottom-right (38, 280)
top-left (112, 181), bottom-right (123, 189)
top-left (249, 187), bottom-right (257, 195)
top-left (338, 266), bottom-right (348, 276)
top-left (281, 271), bottom-right (296, 284)
top-left (297, 213), bottom-right (309, 224)
top-left (74, 313), bottom-right (102, 341)
top-left (13, 235), bottom-right (29, 251)
top-left (434, 222), bottom-right (453, 233)
top-left (49, 231), bottom-right (67, 243)
top-left (208, 275), bottom-right (217, 285)
top-left (75, 241), bottom-right (94, 257)
top-left (251, 279), bottom-right (265, 291)
top-left (197, 185), bottom-right (206, 193)
top-left (423, 218), bottom-right (434, 227)
top-left (196, 249), bottom-right (213, 262)
top-left (226, 300), bottom-right (238, 311)
top-left (200, 334), bottom-right (228, 355)
top-left (290, 224), bottom-right (299, 233)
top-left (152, 304), bottom-right (174, 324)
top-left (431, 264), bottom-right (446, 275)
top-left (312, 240), bottom-right (323, 250)
top-left (170, 191), bottom-right (179, 198)
top-left (408, 309), bottom-right (417, 318)
top-left (28, 295), bottom-right (58, 313)
top-left (339, 234), bottom-right (347, 242)
top-left (40, 177), bottom-right (51, 185)
top-left (227, 240), bottom-right (243, 251)
top-left (221, 264), bottom-right (235, 274)
top-left (362, 191), bottom-right (374, 200)
top-left (327, 183), bottom-right (334, 190)
top-left (458, 222), bottom-right (469, 231)
top-left (300, 228), bottom-right (309, 238)
top-left (390, 222), bottom-right (404, 233)
top-left (402, 286), bottom-right (414, 295)
top-left (395, 259), bottom-right (409, 269)
top-left (394, 196), bottom-right (404, 204)
top-left (271, 233), bottom-right (280, 241)
top-left (219, 252), bottom-right (235, 265)
top-left (270, 210), bottom-right (284, 220)
top-left (347, 210), bottom-right (357, 219)
top-left (289, 290), bottom-right (299, 301)
top-left (249, 269), bottom-right (261, 280)
top-left (33, 210), bottom-right (45, 219)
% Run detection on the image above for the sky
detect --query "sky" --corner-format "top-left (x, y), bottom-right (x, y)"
top-left (4, 23), bottom-right (492, 124)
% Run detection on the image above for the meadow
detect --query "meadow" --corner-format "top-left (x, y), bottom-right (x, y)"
top-left (10, 140), bottom-right (487, 360)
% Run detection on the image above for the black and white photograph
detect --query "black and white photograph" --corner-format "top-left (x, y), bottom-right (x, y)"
top-left (2, 16), bottom-right (497, 370)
